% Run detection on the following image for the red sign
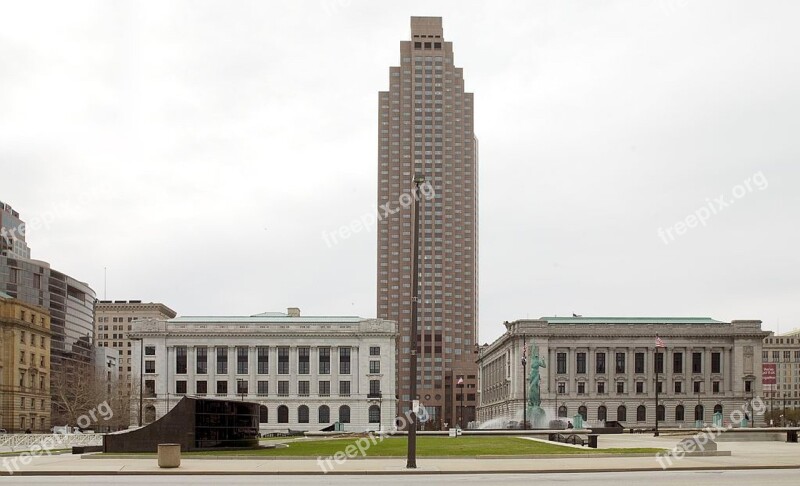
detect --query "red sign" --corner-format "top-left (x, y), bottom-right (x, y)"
top-left (763, 363), bottom-right (777, 385)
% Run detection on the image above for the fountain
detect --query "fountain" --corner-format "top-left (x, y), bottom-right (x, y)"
top-left (526, 343), bottom-right (548, 428)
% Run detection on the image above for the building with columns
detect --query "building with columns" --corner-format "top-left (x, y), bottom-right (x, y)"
top-left (477, 317), bottom-right (769, 428)
top-left (129, 308), bottom-right (397, 433)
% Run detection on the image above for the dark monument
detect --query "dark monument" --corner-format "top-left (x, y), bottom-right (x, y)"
top-left (103, 396), bottom-right (259, 453)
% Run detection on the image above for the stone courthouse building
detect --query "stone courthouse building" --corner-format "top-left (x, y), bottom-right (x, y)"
top-left (477, 317), bottom-right (769, 428)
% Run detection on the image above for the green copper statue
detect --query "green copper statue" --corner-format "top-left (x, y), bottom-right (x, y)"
top-left (527, 342), bottom-right (548, 427)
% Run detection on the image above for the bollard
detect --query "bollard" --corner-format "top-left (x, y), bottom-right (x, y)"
top-left (157, 443), bottom-right (181, 468)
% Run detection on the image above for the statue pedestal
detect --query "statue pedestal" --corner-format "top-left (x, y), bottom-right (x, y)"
top-left (528, 406), bottom-right (547, 428)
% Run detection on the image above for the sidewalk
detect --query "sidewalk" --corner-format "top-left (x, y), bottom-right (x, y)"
top-left (2, 436), bottom-right (799, 476)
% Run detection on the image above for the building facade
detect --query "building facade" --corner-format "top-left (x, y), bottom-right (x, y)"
top-left (477, 317), bottom-right (769, 428)
top-left (0, 291), bottom-right (51, 432)
top-left (377, 16), bottom-right (479, 428)
top-left (0, 201), bottom-right (31, 259)
top-left (129, 309), bottom-right (397, 433)
top-left (761, 332), bottom-right (800, 423)
top-left (95, 300), bottom-right (177, 387)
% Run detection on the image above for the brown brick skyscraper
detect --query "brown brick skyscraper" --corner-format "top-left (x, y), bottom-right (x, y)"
top-left (378, 17), bottom-right (478, 428)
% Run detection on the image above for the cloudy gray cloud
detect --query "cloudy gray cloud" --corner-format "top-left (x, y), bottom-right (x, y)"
top-left (1, 0), bottom-right (798, 344)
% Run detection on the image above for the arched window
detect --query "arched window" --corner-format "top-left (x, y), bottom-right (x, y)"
top-left (637, 405), bottom-right (646, 422)
top-left (339, 405), bottom-right (351, 424)
top-left (713, 404), bottom-right (723, 415)
top-left (578, 406), bottom-right (587, 421)
top-left (298, 405), bottom-right (309, 424)
top-left (656, 405), bottom-right (665, 422)
top-left (597, 406), bottom-right (607, 422)
top-left (319, 405), bottom-right (330, 424)
top-left (675, 405), bottom-right (685, 422)
top-left (278, 405), bottom-right (289, 423)
top-left (144, 405), bottom-right (156, 423)
top-left (558, 405), bottom-right (568, 418)
top-left (369, 405), bottom-right (381, 423)
top-left (617, 405), bottom-right (627, 422)
top-left (259, 405), bottom-right (268, 423)
top-left (694, 405), bottom-right (704, 422)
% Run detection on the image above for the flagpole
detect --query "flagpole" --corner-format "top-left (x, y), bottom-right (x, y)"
top-left (522, 334), bottom-right (527, 430)
top-left (654, 335), bottom-right (661, 437)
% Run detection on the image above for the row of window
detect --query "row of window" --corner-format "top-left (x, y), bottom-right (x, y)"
top-left (555, 351), bottom-right (722, 375)
top-left (560, 403), bottom-right (725, 423)
top-left (18, 331), bottom-right (46, 348)
top-left (254, 404), bottom-right (381, 424)
top-left (556, 379), bottom-right (741, 395)
top-left (145, 379), bottom-right (383, 397)
top-left (763, 350), bottom-right (800, 361)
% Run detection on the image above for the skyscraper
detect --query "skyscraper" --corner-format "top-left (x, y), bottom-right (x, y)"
top-left (377, 17), bottom-right (478, 428)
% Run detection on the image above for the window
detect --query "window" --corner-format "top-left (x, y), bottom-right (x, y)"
top-left (298, 405), bottom-right (309, 424)
top-left (176, 380), bottom-right (187, 395)
top-left (216, 380), bottom-right (228, 395)
top-left (694, 405), bottom-right (704, 421)
top-left (675, 405), bottom-right (685, 421)
top-left (655, 352), bottom-right (664, 374)
top-left (259, 405), bottom-right (268, 423)
top-left (674, 381), bottom-right (683, 393)
top-left (237, 380), bottom-right (248, 395)
top-left (673, 352), bottom-right (683, 373)
top-left (657, 405), bottom-right (665, 421)
top-left (369, 360), bottom-right (381, 374)
top-left (598, 406), bottom-right (607, 422)
top-left (712, 381), bottom-right (720, 393)
top-left (145, 360), bottom-right (155, 374)
top-left (216, 347), bottom-right (228, 374)
top-left (145, 380), bottom-right (155, 397)
top-left (257, 380), bottom-right (268, 396)
top-left (237, 346), bottom-right (248, 374)
top-left (557, 382), bottom-right (566, 394)
top-left (319, 405), bottom-right (330, 424)
top-left (369, 405), bottom-right (381, 423)
top-left (637, 405), bottom-right (646, 422)
top-left (693, 381), bottom-right (701, 393)
top-left (745, 380), bottom-right (752, 393)
top-left (558, 405), bottom-right (567, 418)
top-left (576, 353), bottom-right (586, 374)
top-left (298, 380), bottom-right (310, 396)
top-left (556, 352), bottom-right (567, 374)
top-left (319, 348), bottom-right (330, 374)
top-left (617, 405), bottom-right (627, 422)
top-left (578, 405), bottom-right (587, 421)
top-left (298, 347), bottom-right (310, 374)
top-left (616, 381), bottom-right (625, 394)
top-left (339, 380), bottom-right (351, 396)
top-left (577, 382), bottom-right (585, 395)
top-left (657, 381), bottom-right (663, 393)
top-left (692, 352), bottom-right (702, 373)
top-left (339, 347), bottom-right (351, 374)
top-left (711, 352), bottom-right (721, 373)
top-left (175, 346), bottom-right (187, 374)
top-left (196, 347), bottom-right (207, 374)
top-left (713, 404), bottom-right (723, 415)
top-left (278, 347), bottom-right (289, 374)
top-left (597, 382), bottom-right (605, 394)
top-left (369, 379), bottom-right (381, 397)
top-left (196, 380), bottom-right (207, 395)
top-left (635, 352), bottom-right (645, 374)
top-left (319, 380), bottom-right (330, 396)
top-left (278, 405), bottom-right (289, 423)
top-left (596, 352), bottom-right (606, 374)
top-left (145, 345), bottom-right (156, 356)
top-left (339, 405), bottom-right (351, 423)
top-left (615, 353), bottom-right (626, 373)
top-left (636, 382), bottom-right (644, 394)
top-left (278, 380), bottom-right (289, 397)
top-left (257, 346), bottom-right (268, 374)
top-left (370, 346), bottom-right (381, 356)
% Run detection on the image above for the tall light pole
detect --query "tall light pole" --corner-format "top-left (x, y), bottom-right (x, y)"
top-left (407, 174), bottom-right (425, 469)
top-left (521, 334), bottom-right (527, 430)
top-left (136, 337), bottom-right (144, 427)
top-left (458, 376), bottom-right (465, 429)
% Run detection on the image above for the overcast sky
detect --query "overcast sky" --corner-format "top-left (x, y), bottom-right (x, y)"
top-left (2, 0), bottom-right (798, 344)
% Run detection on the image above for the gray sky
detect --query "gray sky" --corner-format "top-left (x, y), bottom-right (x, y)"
top-left (2, 0), bottom-right (798, 344)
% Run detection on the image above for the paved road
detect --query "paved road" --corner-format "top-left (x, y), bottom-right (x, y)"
top-left (3, 470), bottom-right (800, 485)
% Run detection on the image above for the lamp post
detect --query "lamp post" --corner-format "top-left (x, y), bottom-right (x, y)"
top-left (238, 380), bottom-right (246, 401)
top-left (654, 345), bottom-right (661, 437)
top-left (457, 376), bottom-right (465, 429)
top-left (521, 334), bottom-right (527, 430)
top-left (406, 174), bottom-right (425, 469)
top-left (784, 393), bottom-right (788, 427)
top-left (136, 337), bottom-right (144, 427)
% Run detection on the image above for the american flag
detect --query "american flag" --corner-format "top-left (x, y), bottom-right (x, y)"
top-left (522, 339), bottom-right (528, 363)
top-left (655, 335), bottom-right (666, 348)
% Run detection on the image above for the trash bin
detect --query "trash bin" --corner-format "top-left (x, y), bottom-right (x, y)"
top-left (157, 443), bottom-right (181, 468)
top-left (587, 434), bottom-right (598, 449)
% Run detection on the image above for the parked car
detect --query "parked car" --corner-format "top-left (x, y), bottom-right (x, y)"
top-left (0, 428), bottom-right (7, 434)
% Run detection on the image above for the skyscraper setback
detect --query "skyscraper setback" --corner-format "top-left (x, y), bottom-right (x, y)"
top-left (377, 17), bottom-right (478, 428)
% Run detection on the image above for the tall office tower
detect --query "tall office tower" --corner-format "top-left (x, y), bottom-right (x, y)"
top-left (0, 200), bottom-right (31, 259)
top-left (377, 17), bottom-right (478, 428)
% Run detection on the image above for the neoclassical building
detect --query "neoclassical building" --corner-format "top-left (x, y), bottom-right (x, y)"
top-left (129, 308), bottom-right (397, 433)
top-left (477, 317), bottom-right (768, 428)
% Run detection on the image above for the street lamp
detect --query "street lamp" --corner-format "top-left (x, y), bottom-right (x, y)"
top-left (457, 376), bottom-right (465, 429)
top-left (784, 393), bottom-right (788, 427)
top-left (406, 174), bottom-right (425, 469)
top-left (134, 337), bottom-right (144, 427)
